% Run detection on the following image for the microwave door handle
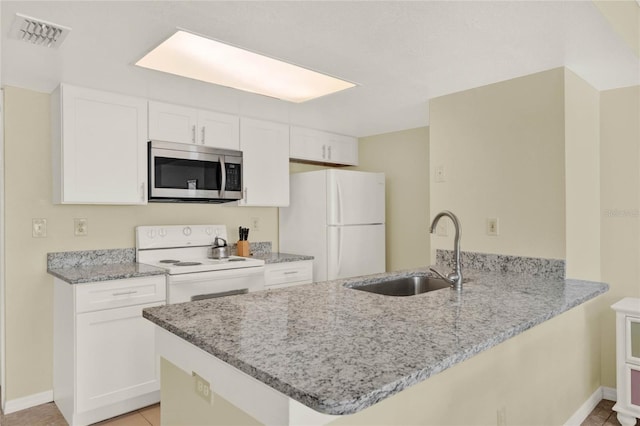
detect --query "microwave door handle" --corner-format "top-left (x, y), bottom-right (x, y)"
top-left (219, 156), bottom-right (226, 197)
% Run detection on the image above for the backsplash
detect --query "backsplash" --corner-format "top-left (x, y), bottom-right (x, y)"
top-left (436, 250), bottom-right (565, 279)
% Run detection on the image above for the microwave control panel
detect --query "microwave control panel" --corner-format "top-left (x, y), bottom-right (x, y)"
top-left (225, 163), bottom-right (242, 191)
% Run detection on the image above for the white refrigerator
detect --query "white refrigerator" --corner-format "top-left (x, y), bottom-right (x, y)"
top-left (279, 169), bottom-right (385, 282)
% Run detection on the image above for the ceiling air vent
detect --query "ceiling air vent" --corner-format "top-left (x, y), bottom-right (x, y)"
top-left (9, 13), bottom-right (71, 49)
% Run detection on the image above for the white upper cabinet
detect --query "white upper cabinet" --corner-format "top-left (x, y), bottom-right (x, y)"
top-left (148, 101), bottom-right (240, 150)
top-left (239, 118), bottom-right (289, 207)
top-left (51, 84), bottom-right (148, 205)
top-left (290, 126), bottom-right (358, 166)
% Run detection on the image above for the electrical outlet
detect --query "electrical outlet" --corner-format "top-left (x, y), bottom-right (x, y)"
top-left (487, 218), bottom-right (499, 236)
top-left (435, 165), bottom-right (446, 183)
top-left (32, 218), bottom-right (47, 238)
top-left (74, 218), bottom-right (88, 236)
top-left (251, 216), bottom-right (260, 231)
top-left (193, 372), bottom-right (213, 404)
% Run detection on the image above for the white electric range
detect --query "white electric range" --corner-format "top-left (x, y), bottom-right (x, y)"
top-left (136, 224), bottom-right (265, 304)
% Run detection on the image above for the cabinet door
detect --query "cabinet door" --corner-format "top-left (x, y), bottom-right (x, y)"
top-left (327, 134), bottom-right (358, 166)
top-left (76, 301), bottom-right (162, 413)
top-left (239, 118), bottom-right (289, 206)
top-left (54, 85), bottom-right (147, 204)
top-left (264, 260), bottom-right (313, 288)
top-left (198, 110), bottom-right (240, 150)
top-left (290, 126), bottom-right (326, 162)
top-left (148, 101), bottom-right (198, 144)
top-left (290, 126), bottom-right (358, 166)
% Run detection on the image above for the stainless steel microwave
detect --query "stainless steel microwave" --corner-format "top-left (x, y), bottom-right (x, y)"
top-left (148, 140), bottom-right (243, 203)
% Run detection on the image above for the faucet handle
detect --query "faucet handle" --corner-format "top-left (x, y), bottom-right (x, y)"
top-left (429, 267), bottom-right (450, 282)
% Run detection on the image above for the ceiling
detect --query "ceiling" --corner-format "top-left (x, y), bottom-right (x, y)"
top-left (2, 1), bottom-right (639, 137)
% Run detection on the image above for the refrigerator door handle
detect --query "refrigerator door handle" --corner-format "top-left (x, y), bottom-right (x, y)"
top-left (336, 179), bottom-right (343, 225)
top-left (336, 227), bottom-right (343, 277)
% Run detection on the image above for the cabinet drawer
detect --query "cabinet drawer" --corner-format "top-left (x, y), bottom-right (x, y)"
top-left (265, 261), bottom-right (313, 287)
top-left (76, 276), bottom-right (166, 313)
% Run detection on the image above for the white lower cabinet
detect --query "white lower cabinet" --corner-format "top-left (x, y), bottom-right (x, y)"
top-left (54, 276), bottom-right (166, 426)
top-left (264, 260), bottom-right (313, 289)
top-left (612, 298), bottom-right (640, 426)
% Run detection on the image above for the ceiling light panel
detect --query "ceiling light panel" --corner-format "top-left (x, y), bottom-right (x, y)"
top-left (135, 30), bottom-right (356, 103)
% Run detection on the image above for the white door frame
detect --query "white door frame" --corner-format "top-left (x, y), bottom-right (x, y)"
top-left (1, 87), bottom-right (5, 413)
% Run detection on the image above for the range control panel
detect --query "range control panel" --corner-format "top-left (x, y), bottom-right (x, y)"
top-left (135, 224), bottom-right (227, 250)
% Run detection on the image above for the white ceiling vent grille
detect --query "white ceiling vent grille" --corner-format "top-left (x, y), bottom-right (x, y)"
top-left (9, 13), bottom-right (71, 49)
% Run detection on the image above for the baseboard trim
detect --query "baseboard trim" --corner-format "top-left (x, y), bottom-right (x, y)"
top-left (3, 390), bottom-right (53, 414)
top-left (602, 386), bottom-right (617, 402)
top-left (565, 386), bottom-right (618, 426)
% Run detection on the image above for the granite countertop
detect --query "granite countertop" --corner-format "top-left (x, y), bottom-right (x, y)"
top-left (48, 262), bottom-right (165, 284)
top-left (251, 251), bottom-right (314, 264)
top-left (47, 246), bottom-right (310, 284)
top-left (142, 267), bottom-right (608, 416)
top-left (47, 248), bottom-right (166, 284)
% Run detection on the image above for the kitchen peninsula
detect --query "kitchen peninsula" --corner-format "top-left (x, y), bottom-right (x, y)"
top-left (143, 256), bottom-right (608, 426)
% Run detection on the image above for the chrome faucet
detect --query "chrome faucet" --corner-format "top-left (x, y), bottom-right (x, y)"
top-left (429, 210), bottom-right (463, 292)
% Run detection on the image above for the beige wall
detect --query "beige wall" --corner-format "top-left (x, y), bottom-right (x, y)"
top-left (356, 127), bottom-right (429, 271)
top-left (564, 70), bottom-right (601, 281)
top-left (599, 85), bottom-right (640, 387)
top-left (429, 68), bottom-right (566, 260)
top-left (3, 86), bottom-right (279, 400)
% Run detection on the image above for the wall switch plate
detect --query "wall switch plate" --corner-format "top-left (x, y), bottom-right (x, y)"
top-left (74, 218), bottom-right (88, 236)
top-left (487, 218), bottom-right (499, 236)
top-left (251, 216), bottom-right (260, 231)
top-left (435, 165), bottom-right (446, 183)
top-left (32, 218), bottom-right (47, 238)
top-left (193, 372), bottom-right (213, 405)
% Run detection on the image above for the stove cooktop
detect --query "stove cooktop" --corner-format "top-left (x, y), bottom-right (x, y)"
top-left (141, 255), bottom-right (265, 274)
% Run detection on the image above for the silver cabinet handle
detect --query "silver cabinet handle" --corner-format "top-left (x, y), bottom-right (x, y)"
top-left (112, 290), bottom-right (138, 296)
top-left (284, 271), bottom-right (299, 275)
top-left (322, 145), bottom-right (326, 159)
top-left (191, 125), bottom-right (196, 143)
top-left (201, 126), bottom-right (206, 144)
top-left (140, 182), bottom-right (145, 202)
top-left (328, 145), bottom-right (332, 160)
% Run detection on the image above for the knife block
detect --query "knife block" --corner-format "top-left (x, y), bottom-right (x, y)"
top-left (237, 241), bottom-right (250, 257)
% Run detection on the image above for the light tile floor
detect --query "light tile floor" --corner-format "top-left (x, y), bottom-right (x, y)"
top-left (0, 397), bottom-right (637, 425)
top-left (581, 399), bottom-right (639, 426)
top-left (0, 402), bottom-right (160, 426)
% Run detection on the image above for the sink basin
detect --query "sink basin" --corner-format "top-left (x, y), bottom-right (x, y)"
top-left (349, 275), bottom-right (451, 296)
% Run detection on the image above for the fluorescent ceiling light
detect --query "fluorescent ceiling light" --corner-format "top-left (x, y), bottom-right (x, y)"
top-left (135, 30), bottom-right (356, 103)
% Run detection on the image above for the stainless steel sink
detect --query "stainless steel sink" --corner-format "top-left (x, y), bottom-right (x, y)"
top-left (349, 275), bottom-right (452, 296)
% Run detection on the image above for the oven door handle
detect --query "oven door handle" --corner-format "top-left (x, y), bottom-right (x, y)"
top-left (191, 288), bottom-right (248, 301)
